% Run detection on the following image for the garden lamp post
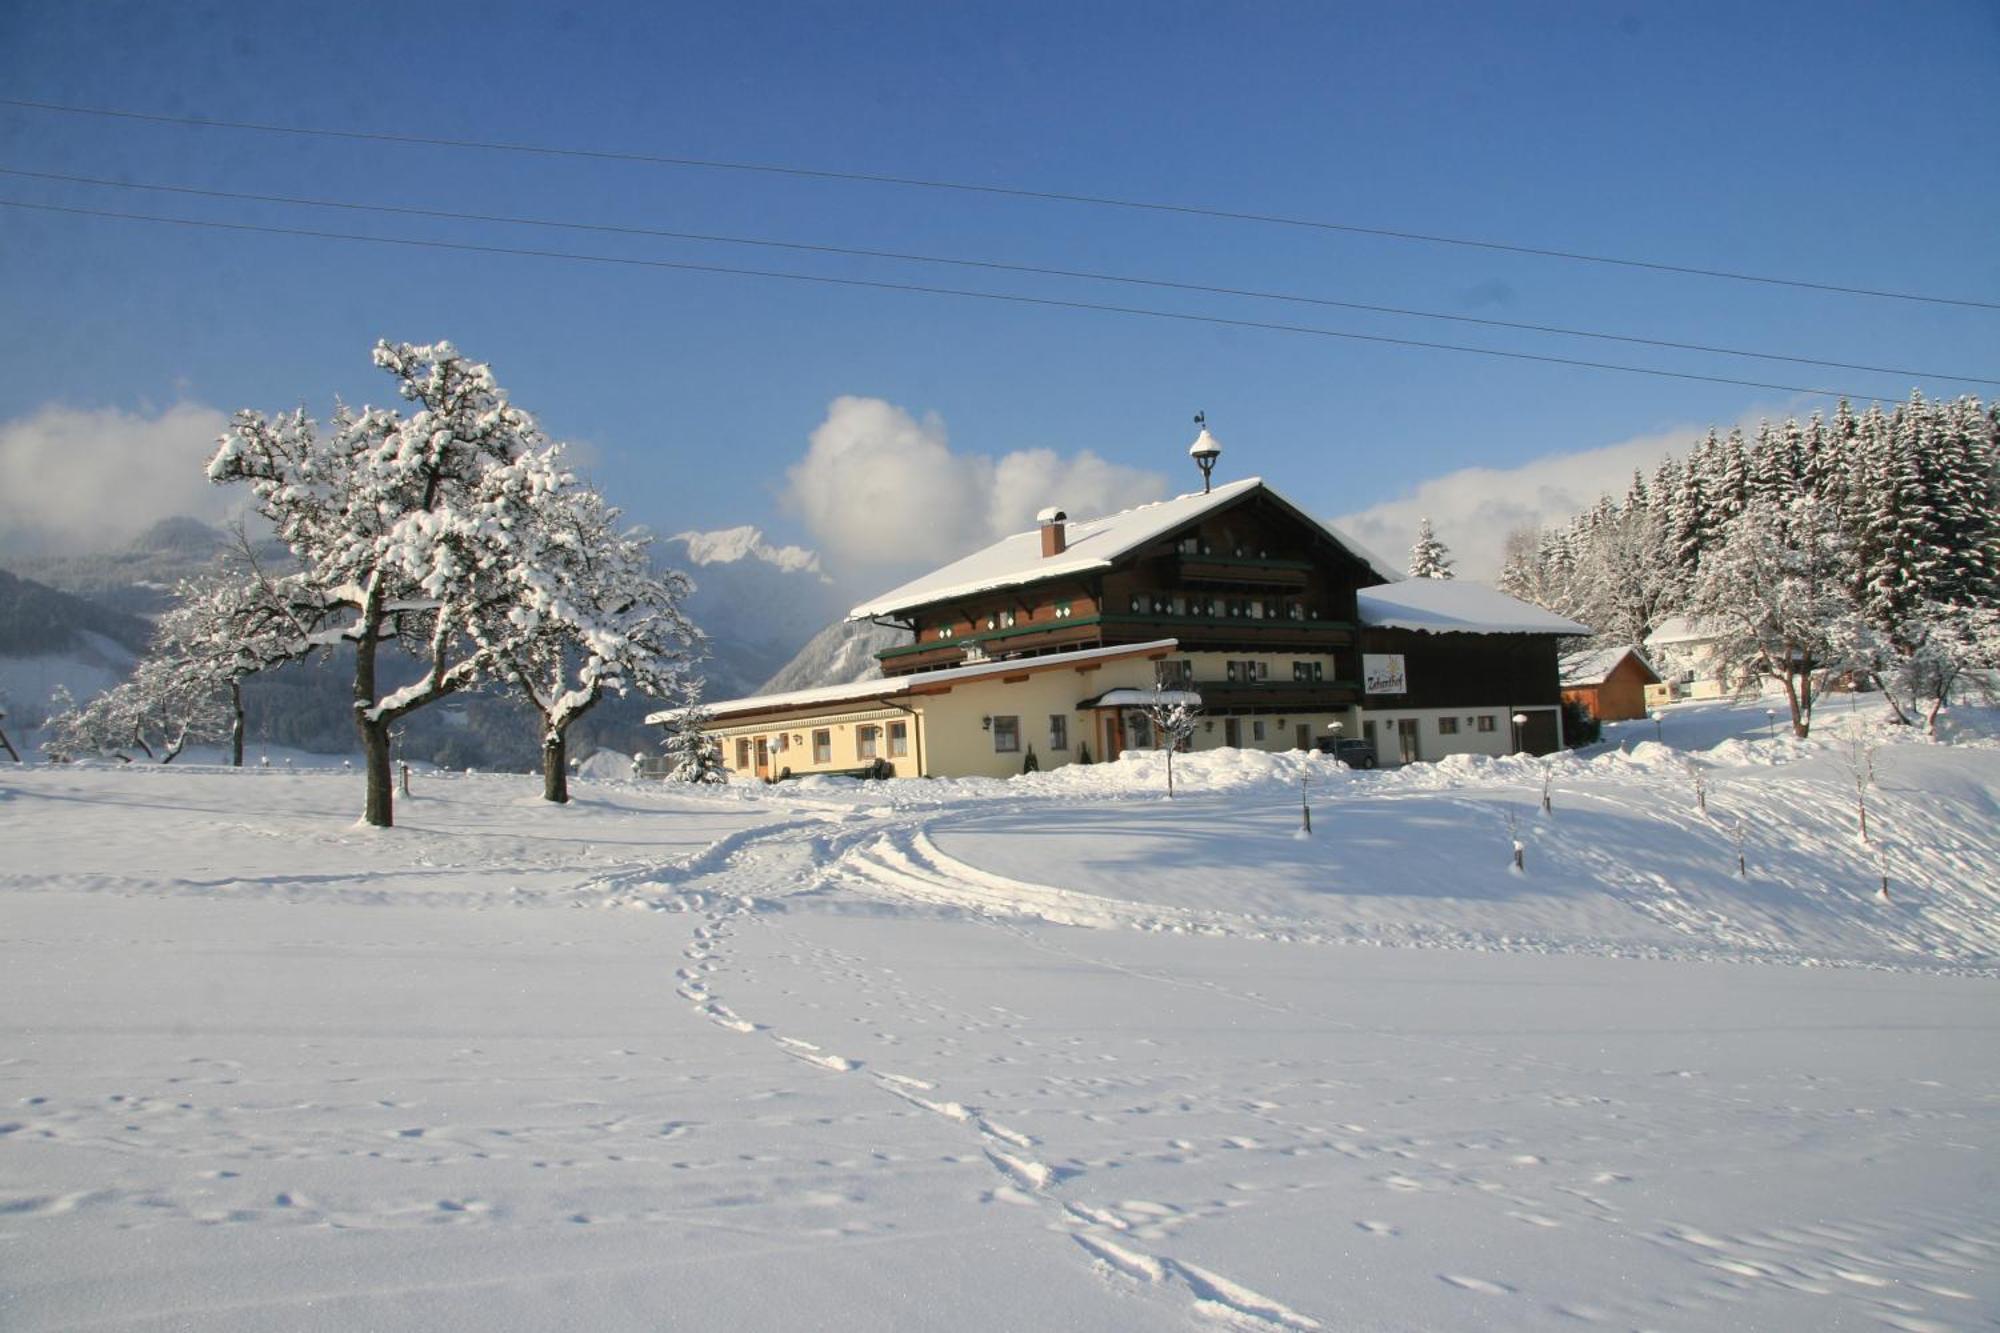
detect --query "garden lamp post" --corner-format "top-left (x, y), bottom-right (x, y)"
top-left (1764, 708), bottom-right (1777, 744)
top-left (1651, 709), bottom-right (1665, 745)
top-left (1511, 711), bottom-right (1528, 754)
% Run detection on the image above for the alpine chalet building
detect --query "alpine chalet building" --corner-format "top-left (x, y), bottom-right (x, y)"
top-left (660, 429), bottom-right (1587, 780)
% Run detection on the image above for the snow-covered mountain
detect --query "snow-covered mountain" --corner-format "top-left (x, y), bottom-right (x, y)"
top-left (659, 526), bottom-right (851, 698)
top-left (7, 516), bottom-right (237, 618)
top-left (0, 567), bottom-right (153, 725)
top-left (755, 618), bottom-right (903, 695)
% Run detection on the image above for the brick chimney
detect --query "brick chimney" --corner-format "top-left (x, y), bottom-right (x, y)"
top-left (1037, 507), bottom-right (1068, 557)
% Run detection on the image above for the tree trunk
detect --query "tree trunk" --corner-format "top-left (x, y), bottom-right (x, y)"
top-left (0, 723), bottom-right (19, 763)
top-left (360, 715), bottom-right (394, 827)
top-left (543, 729), bottom-right (569, 804)
top-left (230, 679), bottom-right (245, 768)
top-left (354, 592), bottom-right (393, 827)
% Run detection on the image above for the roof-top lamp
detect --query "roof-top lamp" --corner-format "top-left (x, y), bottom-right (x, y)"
top-left (1188, 411), bottom-right (1222, 494)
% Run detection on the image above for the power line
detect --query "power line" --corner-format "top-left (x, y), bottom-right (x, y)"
top-left (4, 96), bottom-right (1993, 313)
top-left (7, 166), bottom-right (1990, 388)
top-left (0, 196), bottom-right (1893, 400)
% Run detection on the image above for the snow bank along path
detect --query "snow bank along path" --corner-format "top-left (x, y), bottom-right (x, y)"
top-left (2, 697), bottom-right (1996, 1330)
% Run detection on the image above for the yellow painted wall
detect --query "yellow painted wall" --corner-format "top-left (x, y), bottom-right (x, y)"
top-left (915, 659), bottom-right (1159, 778)
top-left (710, 705), bottom-right (918, 780)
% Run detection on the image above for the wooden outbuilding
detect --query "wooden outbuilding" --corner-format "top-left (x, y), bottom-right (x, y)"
top-left (1560, 646), bottom-right (1661, 722)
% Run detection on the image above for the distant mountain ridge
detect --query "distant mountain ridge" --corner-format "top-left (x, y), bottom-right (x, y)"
top-left (658, 526), bottom-right (850, 699)
top-left (755, 619), bottom-right (902, 696)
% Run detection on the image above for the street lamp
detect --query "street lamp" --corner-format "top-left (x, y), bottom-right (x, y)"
top-left (1511, 711), bottom-right (1528, 754)
top-left (1188, 411), bottom-right (1222, 494)
top-left (1764, 708), bottom-right (1777, 744)
top-left (1651, 709), bottom-right (1665, 745)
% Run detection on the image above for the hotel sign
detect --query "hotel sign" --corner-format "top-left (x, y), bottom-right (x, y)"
top-left (1362, 653), bottom-right (1408, 695)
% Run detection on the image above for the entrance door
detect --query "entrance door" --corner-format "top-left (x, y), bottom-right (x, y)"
top-left (1223, 717), bottom-right (1241, 748)
top-left (754, 737), bottom-right (770, 778)
top-left (1103, 713), bottom-right (1125, 759)
top-left (1396, 718), bottom-right (1421, 764)
top-left (1519, 709), bottom-right (1559, 756)
top-left (1294, 723), bottom-right (1310, 750)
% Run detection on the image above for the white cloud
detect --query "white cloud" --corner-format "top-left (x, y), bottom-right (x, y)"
top-left (0, 401), bottom-right (235, 554)
top-left (785, 396), bottom-right (1168, 569)
top-left (1333, 416), bottom-right (1768, 581)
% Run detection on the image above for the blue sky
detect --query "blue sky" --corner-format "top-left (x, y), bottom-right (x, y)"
top-left (1, 1), bottom-right (1995, 583)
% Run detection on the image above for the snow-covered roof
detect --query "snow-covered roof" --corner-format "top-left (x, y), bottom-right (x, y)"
top-left (1560, 646), bottom-right (1660, 687)
top-left (1356, 580), bottom-right (1591, 636)
top-left (1082, 688), bottom-right (1202, 708)
top-left (1646, 615), bottom-right (1722, 646)
top-left (648, 639), bottom-right (1182, 725)
top-left (847, 479), bottom-right (1401, 620)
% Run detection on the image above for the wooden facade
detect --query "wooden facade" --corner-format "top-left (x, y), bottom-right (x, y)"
top-left (869, 489), bottom-right (1377, 716)
top-left (1562, 650), bottom-right (1660, 722)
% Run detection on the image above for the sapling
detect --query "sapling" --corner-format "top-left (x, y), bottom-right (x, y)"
top-left (1684, 758), bottom-right (1707, 816)
top-left (1731, 816), bottom-right (1747, 879)
top-left (1505, 808), bottom-right (1525, 873)
top-left (1298, 772), bottom-right (1312, 837)
top-left (1842, 735), bottom-right (1876, 844)
top-left (1540, 768), bottom-right (1554, 816)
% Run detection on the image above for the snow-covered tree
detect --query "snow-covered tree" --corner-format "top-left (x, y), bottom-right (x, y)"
top-left (150, 541), bottom-right (327, 767)
top-left (209, 340), bottom-right (572, 826)
top-left (42, 653), bottom-right (232, 764)
top-left (1872, 603), bottom-right (2000, 734)
top-left (1140, 683), bottom-right (1201, 798)
top-left (477, 478), bottom-right (701, 803)
top-left (1689, 495), bottom-right (1869, 738)
top-left (661, 677), bottom-right (728, 784)
top-left (1407, 517), bottom-right (1455, 580)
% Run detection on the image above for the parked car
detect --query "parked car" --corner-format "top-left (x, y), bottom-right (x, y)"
top-left (1315, 736), bottom-right (1377, 769)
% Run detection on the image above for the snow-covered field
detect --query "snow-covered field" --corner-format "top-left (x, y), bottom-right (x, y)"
top-left (3, 696), bottom-right (1996, 1331)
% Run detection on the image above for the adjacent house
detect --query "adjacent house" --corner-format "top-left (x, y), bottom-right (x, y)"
top-left (1560, 645), bottom-right (1662, 722)
top-left (654, 440), bottom-right (1589, 779)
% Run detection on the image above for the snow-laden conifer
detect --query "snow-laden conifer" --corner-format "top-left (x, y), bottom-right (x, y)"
top-left (1406, 517), bottom-right (1454, 580)
top-left (661, 677), bottom-right (728, 784)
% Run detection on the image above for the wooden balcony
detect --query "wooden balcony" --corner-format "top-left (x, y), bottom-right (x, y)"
top-left (1174, 554), bottom-right (1313, 589)
top-left (1192, 680), bottom-right (1361, 712)
top-left (1098, 613), bottom-right (1354, 650)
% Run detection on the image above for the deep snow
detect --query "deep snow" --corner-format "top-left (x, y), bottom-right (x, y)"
top-left (2, 694), bottom-right (1995, 1331)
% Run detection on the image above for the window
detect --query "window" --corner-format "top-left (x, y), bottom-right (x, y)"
top-left (1438, 716), bottom-right (1459, 735)
top-left (1156, 659), bottom-right (1192, 688)
top-left (1476, 715), bottom-right (1497, 733)
top-left (856, 725), bottom-right (879, 759)
top-left (888, 721), bottom-right (908, 757)
top-left (984, 614), bottom-right (998, 630)
top-left (1252, 720), bottom-right (1266, 742)
top-left (1177, 536), bottom-right (1199, 554)
top-left (1291, 661), bottom-right (1322, 682)
top-left (936, 623), bottom-right (955, 639)
top-left (1228, 659), bottom-right (1265, 683)
top-left (1288, 603), bottom-right (1304, 621)
top-left (1130, 715), bottom-right (1153, 748)
top-left (736, 737), bottom-right (751, 768)
top-left (812, 730), bottom-right (832, 763)
top-left (1130, 595), bottom-right (1143, 612)
top-left (1049, 715), bottom-right (1068, 750)
top-left (1053, 601), bottom-right (1073, 619)
top-left (992, 715), bottom-right (1020, 752)
top-left (998, 609), bottom-right (1017, 628)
